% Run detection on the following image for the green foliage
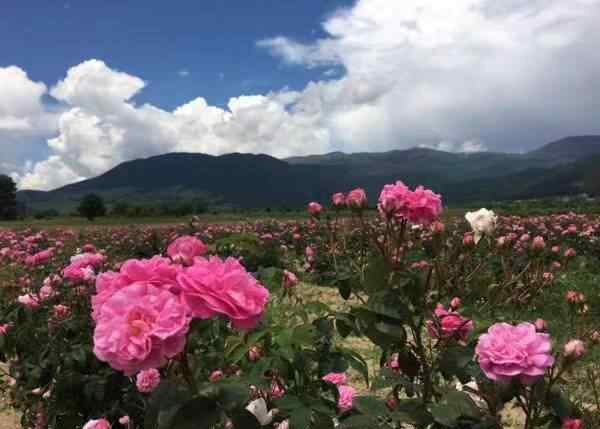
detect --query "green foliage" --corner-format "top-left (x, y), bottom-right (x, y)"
top-left (78, 193), bottom-right (107, 221)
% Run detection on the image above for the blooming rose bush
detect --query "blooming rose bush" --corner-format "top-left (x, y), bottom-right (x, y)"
top-left (0, 189), bottom-right (599, 428)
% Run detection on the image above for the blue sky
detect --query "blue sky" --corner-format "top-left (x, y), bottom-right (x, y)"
top-left (1, 0), bottom-right (600, 190)
top-left (2, 1), bottom-right (349, 109)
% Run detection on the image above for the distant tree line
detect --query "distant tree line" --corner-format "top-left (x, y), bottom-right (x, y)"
top-left (0, 175), bottom-right (17, 221)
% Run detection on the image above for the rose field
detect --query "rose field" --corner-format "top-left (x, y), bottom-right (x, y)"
top-left (0, 183), bottom-right (599, 429)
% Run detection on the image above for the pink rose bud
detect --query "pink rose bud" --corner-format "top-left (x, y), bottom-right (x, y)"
top-left (332, 193), bottom-right (346, 207)
top-left (463, 233), bottom-right (474, 246)
top-left (450, 297), bottom-right (461, 309)
top-left (591, 331), bottom-right (600, 344)
top-left (562, 417), bottom-right (584, 429)
top-left (564, 248), bottom-right (576, 258)
top-left (282, 270), bottom-right (298, 289)
top-left (531, 236), bottom-right (545, 251)
top-left (307, 202), bottom-right (323, 217)
top-left (83, 419), bottom-right (111, 429)
top-left (534, 319), bottom-right (547, 332)
top-left (322, 372), bottom-right (347, 385)
top-left (551, 245), bottom-right (560, 253)
top-left (209, 370), bottom-right (224, 382)
top-left (118, 416), bottom-right (130, 426)
top-left (346, 188), bottom-right (368, 209)
top-left (248, 346), bottom-right (262, 362)
top-left (564, 339), bottom-right (585, 360)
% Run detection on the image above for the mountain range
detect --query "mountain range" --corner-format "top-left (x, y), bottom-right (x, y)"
top-left (16, 135), bottom-right (600, 212)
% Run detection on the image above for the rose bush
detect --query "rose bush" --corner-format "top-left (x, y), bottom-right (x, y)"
top-left (0, 189), bottom-right (599, 428)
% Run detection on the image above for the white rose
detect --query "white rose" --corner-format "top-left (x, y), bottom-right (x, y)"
top-left (245, 398), bottom-right (277, 426)
top-left (465, 208), bottom-right (497, 243)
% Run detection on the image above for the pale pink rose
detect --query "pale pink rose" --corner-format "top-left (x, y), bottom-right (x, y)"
top-left (248, 346), bottom-right (262, 361)
top-left (476, 322), bottom-right (554, 384)
top-left (427, 304), bottom-right (473, 342)
top-left (52, 304), bottom-right (70, 320)
top-left (135, 368), bottom-right (161, 393)
top-left (17, 294), bottom-right (40, 309)
top-left (564, 248), bottom-right (576, 258)
top-left (118, 416), bottom-right (130, 426)
top-left (337, 385), bottom-right (356, 412)
top-left (346, 188), bottom-right (367, 209)
top-left (322, 372), bottom-right (347, 385)
top-left (563, 339), bottom-right (585, 359)
top-left (93, 283), bottom-right (190, 375)
top-left (378, 181), bottom-right (410, 218)
top-left (450, 297), bottom-right (461, 309)
top-left (177, 257), bottom-right (269, 330)
top-left (83, 419), bottom-right (111, 429)
top-left (167, 236), bottom-right (208, 265)
top-left (331, 192), bottom-right (346, 207)
top-left (307, 202), bottom-right (323, 216)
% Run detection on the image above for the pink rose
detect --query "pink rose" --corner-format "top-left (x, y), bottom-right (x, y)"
top-left (307, 202), bottom-right (323, 216)
top-left (405, 186), bottom-right (443, 225)
top-left (378, 181), bottom-right (410, 218)
top-left (476, 322), bottom-right (554, 384)
top-left (282, 270), bottom-right (298, 289)
top-left (346, 188), bottom-right (367, 209)
top-left (177, 257), bottom-right (269, 330)
top-left (167, 236), bottom-right (208, 265)
top-left (427, 304), bottom-right (473, 342)
top-left (93, 283), bottom-right (190, 375)
top-left (92, 256), bottom-right (181, 320)
top-left (562, 418), bottom-right (584, 429)
top-left (83, 419), bottom-right (111, 429)
top-left (209, 370), bottom-right (224, 382)
top-left (331, 193), bottom-right (345, 207)
top-left (135, 368), bottom-right (161, 393)
top-left (337, 385), bottom-right (356, 412)
top-left (322, 372), bottom-right (347, 385)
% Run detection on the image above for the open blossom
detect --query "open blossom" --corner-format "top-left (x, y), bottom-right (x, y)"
top-left (346, 188), bottom-right (367, 209)
top-left (337, 385), bottom-right (356, 412)
top-left (476, 322), bottom-right (554, 384)
top-left (93, 283), bottom-right (190, 375)
top-left (135, 368), bottom-right (161, 393)
top-left (246, 398), bottom-right (277, 426)
top-left (25, 248), bottom-right (54, 266)
top-left (167, 236), bottom-right (208, 265)
top-left (427, 304), bottom-right (473, 342)
top-left (177, 256), bottom-right (269, 330)
top-left (378, 181), bottom-right (410, 218)
top-left (83, 419), bottom-right (111, 429)
top-left (465, 208), bottom-right (497, 243)
top-left (0, 324), bottom-right (11, 335)
top-left (405, 186), bottom-right (442, 225)
top-left (307, 202), bottom-right (322, 216)
top-left (92, 256), bottom-right (181, 321)
top-left (63, 252), bottom-right (105, 281)
top-left (322, 372), bottom-right (347, 385)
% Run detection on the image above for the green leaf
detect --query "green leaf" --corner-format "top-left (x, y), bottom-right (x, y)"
top-left (169, 397), bottom-right (220, 429)
top-left (289, 406), bottom-right (312, 429)
top-left (229, 410), bottom-right (262, 429)
top-left (364, 256), bottom-right (391, 293)
top-left (429, 390), bottom-right (481, 427)
top-left (340, 414), bottom-right (378, 429)
top-left (353, 396), bottom-right (388, 416)
top-left (275, 395), bottom-right (304, 413)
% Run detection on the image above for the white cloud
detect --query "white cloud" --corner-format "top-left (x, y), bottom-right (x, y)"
top-left (178, 69), bottom-right (190, 77)
top-left (9, 0), bottom-right (600, 190)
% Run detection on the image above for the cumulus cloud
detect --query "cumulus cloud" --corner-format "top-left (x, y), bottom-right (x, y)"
top-left (10, 0), bottom-right (600, 190)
